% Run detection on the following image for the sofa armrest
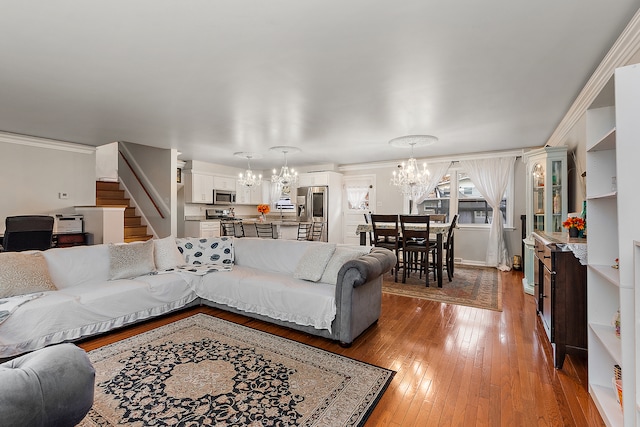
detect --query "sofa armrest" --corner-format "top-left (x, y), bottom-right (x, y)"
top-left (336, 247), bottom-right (396, 288)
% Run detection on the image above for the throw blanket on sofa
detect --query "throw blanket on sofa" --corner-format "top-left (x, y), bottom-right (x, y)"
top-left (157, 264), bottom-right (233, 276)
top-left (0, 293), bottom-right (43, 325)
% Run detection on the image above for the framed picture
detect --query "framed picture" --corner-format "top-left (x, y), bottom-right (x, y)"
top-left (176, 168), bottom-right (182, 183)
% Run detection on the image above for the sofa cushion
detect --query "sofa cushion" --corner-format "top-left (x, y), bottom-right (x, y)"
top-left (0, 252), bottom-right (57, 298)
top-left (294, 243), bottom-right (337, 282)
top-left (176, 237), bottom-right (234, 266)
top-left (109, 240), bottom-right (156, 280)
top-left (319, 246), bottom-right (371, 285)
top-left (153, 236), bottom-right (186, 270)
top-left (233, 238), bottom-right (318, 274)
top-left (42, 245), bottom-right (110, 289)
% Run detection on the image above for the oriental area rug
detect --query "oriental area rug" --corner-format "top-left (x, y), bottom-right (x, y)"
top-left (79, 314), bottom-right (394, 427)
top-left (382, 265), bottom-right (503, 311)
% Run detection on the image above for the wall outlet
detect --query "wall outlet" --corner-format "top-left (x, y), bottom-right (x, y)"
top-left (58, 192), bottom-right (69, 199)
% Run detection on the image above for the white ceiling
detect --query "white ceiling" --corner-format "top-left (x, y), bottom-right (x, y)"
top-left (0, 1), bottom-right (638, 170)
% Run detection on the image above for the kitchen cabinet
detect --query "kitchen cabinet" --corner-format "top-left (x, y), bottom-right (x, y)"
top-left (236, 181), bottom-right (264, 205)
top-left (184, 172), bottom-right (213, 204)
top-left (213, 176), bottom-right (236, 191)
top-left (297, 172), bottom-right (329, 187)
top-left (184, 220), bottom-right (220, 238)
top-left (533, 232), bottom-right (587, 369)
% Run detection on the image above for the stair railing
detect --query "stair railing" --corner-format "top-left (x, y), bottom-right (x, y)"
top-left (118, 150), bottom-right (165, 219)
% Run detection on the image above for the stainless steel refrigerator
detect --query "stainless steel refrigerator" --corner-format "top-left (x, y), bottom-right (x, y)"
top-left (296, 186), bottom-right (328, 241)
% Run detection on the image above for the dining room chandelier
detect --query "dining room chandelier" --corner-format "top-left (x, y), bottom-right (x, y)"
top-left (389, 135), bottom-right (438, 199)
top-left (235, 152), bottom-right (263, 188)
top-left (270, 146), bottom-right (300, 186)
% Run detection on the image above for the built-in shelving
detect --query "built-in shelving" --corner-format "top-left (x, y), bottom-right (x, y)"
top-left (587, 64), bottom-right (639, 427)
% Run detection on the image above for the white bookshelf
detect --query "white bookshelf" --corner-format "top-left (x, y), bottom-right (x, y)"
top-left (587, 64), bottom-right (639, 427)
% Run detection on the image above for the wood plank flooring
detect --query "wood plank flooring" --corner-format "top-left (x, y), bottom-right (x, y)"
top-left (77, 270), bottom-right (605, 426)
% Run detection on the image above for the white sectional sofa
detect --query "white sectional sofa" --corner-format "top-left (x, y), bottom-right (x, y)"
top-left (0, 236), bottom-right (396, 358)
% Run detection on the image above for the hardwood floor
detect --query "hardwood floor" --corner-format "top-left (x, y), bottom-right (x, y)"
top-left (77, 270), bottom-right (605, 426)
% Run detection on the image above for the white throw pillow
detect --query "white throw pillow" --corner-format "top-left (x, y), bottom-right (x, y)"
top-left (153, 236), bottom-right (186, 270)
top-left (108, 240), bottom-right (155, 280)
top-left (175, 237), bottom-right (234, 266)
top-left (293, 243), bottom-right (337, 282)
top-left (320, 246), bottom-right (371, 285)
top-left (0, 252), bottom-right (57, 298)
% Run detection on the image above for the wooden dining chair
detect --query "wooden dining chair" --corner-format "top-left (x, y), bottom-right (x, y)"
top-left (430, 214), bottom-right (447, 223)
top-left (441, 214), bottom-right (458, 281)
top-left (255, 223), bottom-right (276, 238)
top-left (363, 211), bottom-right (375, 245)
top-left (399, 215), bottom-right (437, 286)
top-left (370, 214), bottom-right (402, 281)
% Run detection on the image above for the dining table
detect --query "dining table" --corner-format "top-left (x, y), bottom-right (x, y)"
top-left (356, 222), bottom-right (451, 287)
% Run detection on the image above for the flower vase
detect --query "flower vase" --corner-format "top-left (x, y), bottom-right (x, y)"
top-left (260, 214), bottom-right (266, 222)
top-left (569, 227), bottom-right (579, 238)
top-left (579, 200), bottom-right (587, 238)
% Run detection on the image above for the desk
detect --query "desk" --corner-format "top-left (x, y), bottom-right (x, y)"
top-left (356, 223), bottom-right (451, 287)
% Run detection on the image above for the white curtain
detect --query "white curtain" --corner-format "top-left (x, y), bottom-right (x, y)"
top-left (459, 157), bottom-right (515, 271)
top-left (414, 162), bottom-right (451, 205)
top-left (346, 187), bottom-right (369, 210)
top-left (269, 182), bottom-right (282, 207)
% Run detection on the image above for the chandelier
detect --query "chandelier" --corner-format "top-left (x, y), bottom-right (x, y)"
top-left (389, 135), bottom-right (438, 200)
top-left (270, 146), bottom-right (300, 187)
top-left (234, 152), bottom-right (263, 188)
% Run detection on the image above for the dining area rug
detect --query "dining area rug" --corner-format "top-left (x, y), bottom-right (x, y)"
top-left (78, 314), bottom-right (394, 427)
top-left (382, 265), bottom-right (503, 311)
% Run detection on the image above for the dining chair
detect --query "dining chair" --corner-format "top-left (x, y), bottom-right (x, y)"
top-left (363, 211), bottom-right (375, 245)
top-left (399, 215), bottom-right (437, 286)
top-left (221, 221), bottom-right (244, 237)
top-left (297, 223), bottom-right (312, 240)
top-left (441, 214), bottom-right (458, 281)
top-left (310, 222), bottom-right (324, 241)
top-left (2, 215), bottom-right (54, 252)
top-left (370, 214), bottom-right (402, 281)
top-left (255, 223), bottom-right (277, 239)
top-left (430, 214), bottom-right (447, 223)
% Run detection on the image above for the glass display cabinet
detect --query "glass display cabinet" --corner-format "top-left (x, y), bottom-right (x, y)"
top-left (522, 146), bottom-right (568, 294)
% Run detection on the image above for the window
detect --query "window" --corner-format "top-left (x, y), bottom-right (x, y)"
top-left (457, 172), bottom-right (507, 225)
top-left (417, 174), bottom-right (451, 221)
top-left (416, 164), bottom-right (513, 228)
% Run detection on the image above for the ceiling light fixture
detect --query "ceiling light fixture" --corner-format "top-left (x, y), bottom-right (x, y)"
top-left (234, 152), bottom-right (263, 188)
top-left (389, 135), bottom-right (438, 200)
top-left (270, 146), bottom-right (300, 187)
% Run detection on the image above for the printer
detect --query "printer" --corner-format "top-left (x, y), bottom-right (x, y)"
top-left (54, 214), bottom-right (84, 233)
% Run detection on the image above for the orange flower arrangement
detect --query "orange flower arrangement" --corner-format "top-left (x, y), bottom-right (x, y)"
top-left (257, 204), bottom-right (270, 215)
top-left (562, 216), bottom-right (585, 230)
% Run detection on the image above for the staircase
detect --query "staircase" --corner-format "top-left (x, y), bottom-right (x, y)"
top-left (96, 181), bottom-right (153, 243)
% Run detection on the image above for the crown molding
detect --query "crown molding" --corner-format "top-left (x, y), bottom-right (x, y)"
top-left (0, 131), bottom-right (95, 154)
top-left (546, 8), bottom-right (640, 147)
top-left (338, 148), bottom-right (527, 172)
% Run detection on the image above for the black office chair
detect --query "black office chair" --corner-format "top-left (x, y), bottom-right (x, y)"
top-left (2, 215), bottom-right (54, 252)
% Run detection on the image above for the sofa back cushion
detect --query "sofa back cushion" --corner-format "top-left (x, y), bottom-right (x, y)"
top-left (108, 240), bottom-right (156, 280)
top-left (234, 237), bottom-right (323, 275)
top-left (175, 237), bottom-right (234, 266)
top-left (0, 252), bottom-right (58, 298)
top-left (42, 244), bottom-right (110, 289)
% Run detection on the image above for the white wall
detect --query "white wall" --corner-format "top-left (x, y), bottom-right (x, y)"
top-left (118, 142), bottom-right (177, 238)
top-left (0, 133), bottom-right (96, 234)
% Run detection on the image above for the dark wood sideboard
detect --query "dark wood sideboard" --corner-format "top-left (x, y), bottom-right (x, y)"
top-left (52, 232), bottom-right (89, 248)
top-left (533, 231), bottom-right (587, 369)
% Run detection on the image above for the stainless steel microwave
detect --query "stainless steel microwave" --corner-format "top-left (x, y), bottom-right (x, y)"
top-left (213, 189), bottom-right (236, 205)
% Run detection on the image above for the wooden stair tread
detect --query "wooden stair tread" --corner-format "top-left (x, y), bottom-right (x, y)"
top-left (96, 181), bottom-right (151, 242)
